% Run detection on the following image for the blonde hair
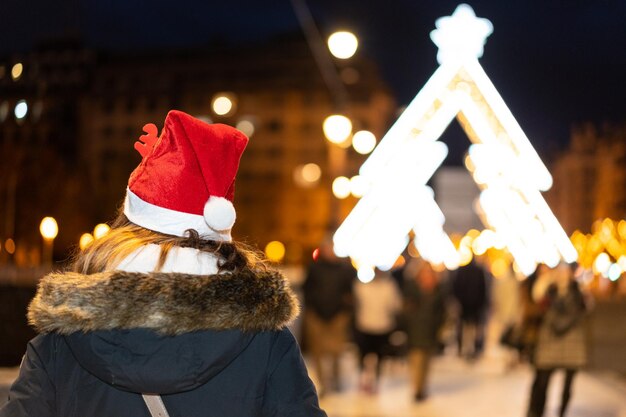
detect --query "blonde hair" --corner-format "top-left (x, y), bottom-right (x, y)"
top-left (72, 212), bottom-right (266, 275)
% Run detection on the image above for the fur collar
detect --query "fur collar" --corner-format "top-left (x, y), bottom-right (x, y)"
top-left (28, 267), bottom-right (299, 336)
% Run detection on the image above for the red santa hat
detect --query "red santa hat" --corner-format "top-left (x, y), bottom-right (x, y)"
top-left (123, 110), bottom-right (248, 242)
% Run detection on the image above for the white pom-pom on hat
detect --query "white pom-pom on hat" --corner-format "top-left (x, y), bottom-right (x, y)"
top-left (203, 196), bottom-right (236, 231)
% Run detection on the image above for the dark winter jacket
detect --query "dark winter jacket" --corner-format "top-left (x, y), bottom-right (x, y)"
top-left (451, 261), bottom-right (489, 320)
top-left (0, 267), bottom-right (326, 417)
top-left (403, 280), bottom-right (446, 350)
top-left (303, 259), bottom-right (354, 322)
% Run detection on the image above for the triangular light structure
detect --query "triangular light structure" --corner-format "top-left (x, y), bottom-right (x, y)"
top-left (333, 4), bottom-right (577, 280)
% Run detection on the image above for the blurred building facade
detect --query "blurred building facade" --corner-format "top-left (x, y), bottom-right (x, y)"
top-left (0, 35), bottom-right (396, 264)
top-left (547, 123), bottom-right (626, 234)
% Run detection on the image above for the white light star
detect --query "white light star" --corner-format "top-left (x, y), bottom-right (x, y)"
top-left (430, 4), bottom-right (493, 64)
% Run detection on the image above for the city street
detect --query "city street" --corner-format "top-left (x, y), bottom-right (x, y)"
top-left (313, 347), bottom-right (626, 417)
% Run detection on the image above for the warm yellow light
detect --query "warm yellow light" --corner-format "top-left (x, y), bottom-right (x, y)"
top-left (491, 258), bottom-right (508, 278)
top-left (212, 94), bottom-right (236, 116)
top-left (293, 163), bottom-right (321, 187)
top-left (40, 217), bottom-right (58, 240)
top-left (471, 236), bottom-right (488, 256)
top-left (618, 255), bottom-right (626, 271)
top-left (407, 242), bottom-right (420, 258)
top-left (349, 175), bottom-right (368, 198)
top-left (607, 238), bottom-right (623, 259)
top-left (11, 63), bottom-right (23, 81)
top-left (265, 241), bottom-right (285, 263)
top-left (393, 255), bottom-right (406, 269)
top-left (464, 154), bottom-right (475, 172)
top-left (593, 252), bottom-right (611, 275)
top-left (323, 115), bottom-right (352, 144)
top-left (93, 223), bottom-right (110, 239)
top-left (301, 163), bottom-right (321, 183)
top-left (4, 238), bottom-right (15, 255)
top-left (458, 246), bottom-right (473, 266)
top-left (352, 130), bottom-right (376, 154)
top-left (79, 233), bottom-right (94, 250)
top-left (618, 220), bottom-right (626, 240)
top-left (332, 176), bottom-right (351, 199)
top-left (328, 31), bottom-right (359, 59)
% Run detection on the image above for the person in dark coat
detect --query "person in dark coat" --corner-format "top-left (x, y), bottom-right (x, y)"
top-left (302, 238), bottom-right (354, 395)
top-left (403, 260), bottom-right (446, 401)
top-left (0, 111), bottom-right (326, 417)
top-left (451, 258), bottom-right (489, 359)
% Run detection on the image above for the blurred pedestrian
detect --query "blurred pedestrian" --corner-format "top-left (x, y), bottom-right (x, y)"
top-left (0, 111), bottom-right (326, 417)
top-left (353, 268), bottom-right (402, 394)
top-left (527, 262), bottom-right (590, 417)
top-left (517, 264), bottom-right (549, 362)
top-left (403, 260), bottom-right (447, 402)
top-left (451, 258), bottom-right (489, 360)
top-left (493, 262), bottom-right (522, 368)
top-left (302, 238), bottom-right (355, 395)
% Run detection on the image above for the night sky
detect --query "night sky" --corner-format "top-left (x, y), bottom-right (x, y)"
top-left (2, 0), bottom-right (625, 159)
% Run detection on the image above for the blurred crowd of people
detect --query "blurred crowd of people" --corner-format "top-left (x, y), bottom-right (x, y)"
top-left (300, 239), bottom-right (592, 417)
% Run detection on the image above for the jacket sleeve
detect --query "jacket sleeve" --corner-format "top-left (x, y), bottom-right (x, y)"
top-left (0, 335), bottom-right (56, 417)
top-left (262, 329), bottom-right (327, 417)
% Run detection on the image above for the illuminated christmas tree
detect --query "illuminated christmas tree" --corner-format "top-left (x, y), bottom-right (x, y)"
top-left (333, 4), bottom-right (577, 280)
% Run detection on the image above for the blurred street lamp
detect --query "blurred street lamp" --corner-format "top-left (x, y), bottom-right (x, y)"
top-left (93, 223), bottom-right (110, 239)
top-left (265, 240), bottom-right (285, 263)
top-left (352, 130), bottom-right (377, 154)
top-left (79, 233), bottom-right (94, 250)
top-left (39, 217), bottom-right (58, 266)
top-left (14, 100), bottom-right (28, 120)
top-left (293, 163), bottom-right (322, 188)
top-left (332, 176), bottom-right (351, 199)
top-left (323, 114), bottom-right (352, 144)
top-left (211, 93), bottom-right (236, 117)
top-left (349, 175), bottom-right (368, 198)
top-left (4, 238), bottom-right (15, 255)
top-left (327, 31), bottom-right (359, 59)
top-left (11, 63), bottom-right (23, 81)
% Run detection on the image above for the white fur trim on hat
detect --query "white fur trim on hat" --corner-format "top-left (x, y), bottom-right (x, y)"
top-left (115, 244), bottom-right (220, 275)
top-left (123, 188), bottom-right (232, 241)
top-left (203, 196), bottom-right (236, 232)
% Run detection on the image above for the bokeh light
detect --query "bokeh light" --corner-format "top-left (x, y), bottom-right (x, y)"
top-left (212, 93), bottom-right (236, 116)
top-left (40, 217), bottom-right (58, 240)
top-left (323, 115), bottom-right (352, 144)
top-left (293, 163), bottom-right (322, 187)
top-left (265, 240), bottom-right (285, 263)
top-left (11, 63), bottom-right (23, 81)
top-left (357, 267), bottom-right (375, 283)
top-left (327, 31), bottom-right (359, 59)
top-left (14, 100), bottom-right (28, 120)
top-left (352, 130), bottom-right (376, 154)
top-left (349, 175), bottom-right (368, 198)
top-left (4, 238), bottom-right (15, 255)
top-left (79, 233), bottom-right (95, 250)
top-left (93, 223), bottom-right (110, 239)
top-left (332, 176), bottom-right (351, 199)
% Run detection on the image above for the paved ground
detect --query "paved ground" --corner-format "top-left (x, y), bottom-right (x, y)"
top-left (313, 346), bottom-right (626, 417)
